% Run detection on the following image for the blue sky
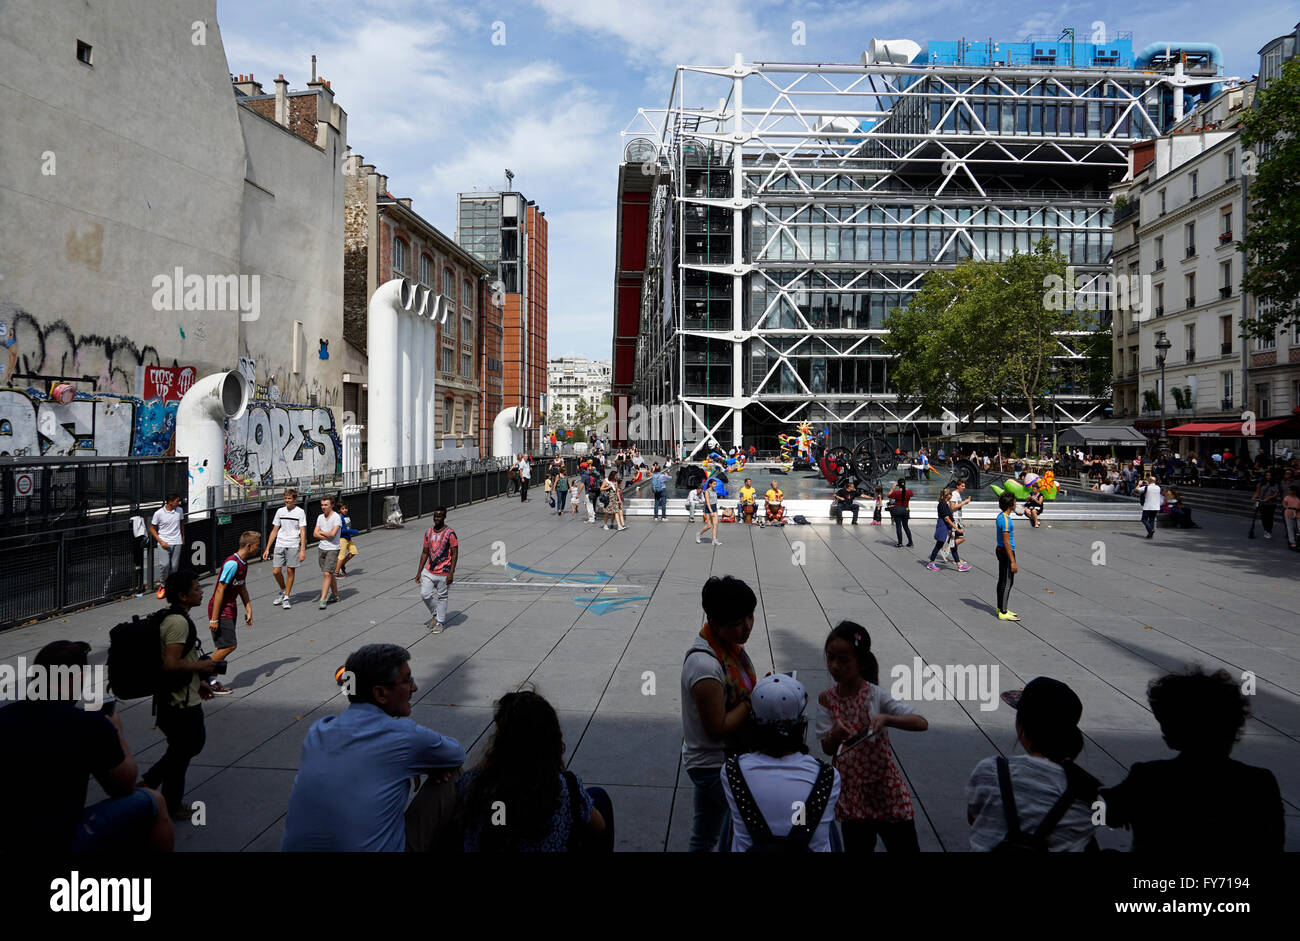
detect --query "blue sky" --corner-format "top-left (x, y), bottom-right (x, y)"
top-left (216, 0), bottom-right (1300, 360)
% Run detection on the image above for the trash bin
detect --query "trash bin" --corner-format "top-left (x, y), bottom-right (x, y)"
top-left (383, 494), bottom-right (404, 528)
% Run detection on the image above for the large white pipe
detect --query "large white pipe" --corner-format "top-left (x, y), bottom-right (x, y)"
top-left (493, 406), bottom-right (533, 459)
top-left (176, 371), bottom-right (249, 515)
top-left (368, 278), bottom-right (445, 473)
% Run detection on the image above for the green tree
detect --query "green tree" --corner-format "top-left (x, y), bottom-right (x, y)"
top-left (1239, 58), bottom-right (1300, 339)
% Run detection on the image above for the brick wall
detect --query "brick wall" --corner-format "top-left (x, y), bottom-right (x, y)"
top-left (343, 169), bottom-right (370, 351)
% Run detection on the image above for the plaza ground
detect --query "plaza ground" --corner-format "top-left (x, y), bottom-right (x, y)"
top-left (3, 489), bottom-right (1297, 850)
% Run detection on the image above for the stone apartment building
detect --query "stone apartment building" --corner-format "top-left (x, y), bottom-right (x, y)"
top-left (343, 159), bottom-right (491, 465)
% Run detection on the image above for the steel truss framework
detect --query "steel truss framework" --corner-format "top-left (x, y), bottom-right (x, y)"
top-left (621, 53), bottom-right (1199, 457)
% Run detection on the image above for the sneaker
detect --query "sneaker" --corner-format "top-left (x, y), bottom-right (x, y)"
top-left (272, 593), bottom-right (285, 606)
top-left (926, 562), bottom-right (941, 571)
top-left (328, 594), bottom-right (340, 604)
top-left (318, 600), bottom-right (327, 610)
top-left (335, 570), bottom-right (347, 578)
top-left (696, 533), bottom-right (702, 544)
top-left (281, 598), bottom-right (291, 610)
top-left (156, 586), bottom-right (166, 599)
top-left (957, 562), bottom-right (972, 572)
top-left (431, 622), bottom-right (447, 635)
top-left (617, 526), bottom-right (627, 531)
top-left (997, 610), bottom-right (1021, 621)
top-left (207, 681), bottom-right (233, 695)
top-left (1264, 532), bottom-right (1271, 539)
top-left (713, 540), bottom-right (722, 547)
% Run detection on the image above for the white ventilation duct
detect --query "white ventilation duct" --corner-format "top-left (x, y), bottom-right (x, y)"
top-left (493, 406), bottom-right (533, 459)
top-left (176, 371), bottom-right (249, 515)
top-left (861, 38), bottom-right (921, 65)
top-left (367, 277), bottom-right (448, 472)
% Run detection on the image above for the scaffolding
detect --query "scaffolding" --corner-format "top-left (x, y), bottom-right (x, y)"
top-left (619, 42), bottom-right (1232, 457)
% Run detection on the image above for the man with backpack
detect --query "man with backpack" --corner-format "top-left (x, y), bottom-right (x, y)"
top-left (584, 463), bottom-right (602, 524)
top-left (204, 531), bottom-right (260, 694)
top-left (721, 674), bottom-right (840, 852)
top-left (138, 570), bottom-right (220, 820)
top-left (650, 463), bottom-right (669, 521)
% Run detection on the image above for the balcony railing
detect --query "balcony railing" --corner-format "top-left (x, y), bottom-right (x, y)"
top-left (1185, 246), bottom-right (1197, 258)
top-left (1186, 348), bottom-right (1196, 363)
top-left (1221, 341), bottom-right (1233, 355)
top-left (1220, 286), bottom-right (1232, 299)
top-left (1186, 296), bottom-right (1196, 309)
top-left (1222, 398), bottom-right (1234, 410)
top-left (1155, 258), bottom-right (1165, 270)
top-left (1155, 306), bottom-right (1164, 317)
top-left (1219, 231), bottom-right (1233, 243)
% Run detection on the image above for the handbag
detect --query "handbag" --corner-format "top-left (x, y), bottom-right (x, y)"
top-left (598, 492), bottom-right (610, 507)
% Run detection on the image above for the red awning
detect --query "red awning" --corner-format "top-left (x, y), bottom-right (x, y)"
top-left (1167, 418), bottom-right (1300, 438)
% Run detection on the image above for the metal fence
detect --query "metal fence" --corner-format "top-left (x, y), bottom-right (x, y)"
top-left (0, 456), bottom-right (190, 535)
top-left (0, 456), bottom-right (564, 631)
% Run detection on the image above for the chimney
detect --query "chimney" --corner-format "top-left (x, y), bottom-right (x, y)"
top-left (306, 72), bottom-right (336, 147)
top-left (397, 197), bottom-right (413, 208)
top-left (274, 73), bottom-right (289, 128)
top-left (232, 73), bottom-right (263, 96)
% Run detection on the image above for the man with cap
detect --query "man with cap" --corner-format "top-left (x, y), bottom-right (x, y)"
top-left (720, 674), bottom-right (841, 852)
top-left (966, 676), bottom-right (1101, 851)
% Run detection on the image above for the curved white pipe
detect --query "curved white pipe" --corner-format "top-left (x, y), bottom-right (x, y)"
top-left (493, 406), bottom-right (533, 459)
top-left (176, 371), bottom-right (249, 514)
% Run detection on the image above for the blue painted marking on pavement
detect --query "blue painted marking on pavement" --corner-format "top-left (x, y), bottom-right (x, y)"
top-left (573, 596), bottom-right (652, 615)
top-left (507, 562), bottom-right (614, 584)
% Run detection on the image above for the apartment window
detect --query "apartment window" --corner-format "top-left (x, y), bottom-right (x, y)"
top-left (1185, 272), bottom-right (1195, 308)
top-left (1293, 379), bottom-right (1300, 414)
top-left (1184, 221), bottom-right (1195, 257)
top-left (1185, 324), bottom-right (1196, 362)
top-left (1154, 235), bottom-right (1164, 269)
top-left (1219, 207), bottom-right (1232, 241)
top-left (1159, 189), bottom-right (1166, 215)
top-left (1220, 314), bottom-right (1233, 355)
top-left (1220, 261), bottom-right (1232, 298)
top-left (419, 254), bottom-right (432, 286)
top-left (1225, 150), bottom-right (1235, 180)
top-left (76, 40), bottom-right (93, 65)
top-left (392, 235), bottom-right (407, 274)
top-left (462, 279), bottom-right (474, 309)
top-left (442, 267), bottom-right (454, 300)
top-left (462, 352), bottom-right (472, 378)
top-left (442, 346), bottom-right (454, 373)
top-left (1189, 170), bottom-right (1198, 198)
top-left (443, 397), bottom-right (453, 434)
top-left (462, 315), bottom-right (473, 345)
top-left (1222, 372), bottom-right (1233, 407)
top-left (1256, 383), bottom-right (1271, 419)
top-left (444, 311), bottom-right (457, 341)
top-left (1155, 282), bottom-right (1164, 315)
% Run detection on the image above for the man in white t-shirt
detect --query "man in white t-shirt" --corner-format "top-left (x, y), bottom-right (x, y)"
top-left (518, 456), bottom-right (531, 503)
top-left (148, 493), bottom-right (185, 599)
top-left (1138, 476), bottom-right (1162, 539)
top-left (263, 488), bottom-right (308, 609)
top-left (314, 496), bottom-right (342, 611)
top-left (721, 674), bottom-right (840, 852)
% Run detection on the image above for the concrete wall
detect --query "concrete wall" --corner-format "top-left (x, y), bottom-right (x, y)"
top-left (0, 0), bottom-right (244, 394)
top-left (0, 0), bottom-right (349, 482)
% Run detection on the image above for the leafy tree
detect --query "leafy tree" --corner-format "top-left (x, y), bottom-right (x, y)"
top-left (1239, 58), bottom-right (1300, 339)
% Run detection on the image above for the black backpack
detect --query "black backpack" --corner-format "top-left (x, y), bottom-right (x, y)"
top-left (991, 756), bottom-right (1077, 853)
top-left (106, 607), bottom-right (198, 700)
top-left (724, 755), bottom-right (836, 852)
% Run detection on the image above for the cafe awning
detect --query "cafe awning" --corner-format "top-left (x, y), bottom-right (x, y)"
top-left (1058, 423), bottom-right (1150, 446)
top-left (1167, 417), bottom-right (1300, 438)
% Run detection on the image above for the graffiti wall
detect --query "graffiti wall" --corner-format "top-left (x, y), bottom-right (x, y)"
top-left (0, 389), bottom-right (138, 457)
top-left (225, 402), bottom-right (341, 484)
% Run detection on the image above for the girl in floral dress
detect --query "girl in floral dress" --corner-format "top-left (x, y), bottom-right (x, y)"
top-left (815, 621), bottom-right (929, 852)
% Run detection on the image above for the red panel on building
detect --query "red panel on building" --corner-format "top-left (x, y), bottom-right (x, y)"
top-left (619, 194), bottom-right (649, 272)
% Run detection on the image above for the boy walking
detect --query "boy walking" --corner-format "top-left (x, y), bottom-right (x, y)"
top-left (206, 531), bottom-right (260, 693)
top-left (149, 493), bottom-right (186, 598)
top-left (264, 488), bottom-right (307, 608)
top-left (314, 496), bottom-right (342, 611)
top-left (995, 492), bottom-right (1019, 621)
top-left (417, 507), bottom-right (458, 634)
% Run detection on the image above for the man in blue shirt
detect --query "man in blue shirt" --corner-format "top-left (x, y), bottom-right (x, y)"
top-left (282, 644), bottom-right (465, 852)
top-left (651, 462), bottom-right (670, 521)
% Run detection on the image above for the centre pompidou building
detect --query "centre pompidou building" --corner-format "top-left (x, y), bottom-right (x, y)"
top-left (614, 33), bottom-right (1232, 457)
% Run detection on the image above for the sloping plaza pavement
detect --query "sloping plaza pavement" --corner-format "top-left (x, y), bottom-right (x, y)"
top-left (4, 489), bottom-right (1298, 851)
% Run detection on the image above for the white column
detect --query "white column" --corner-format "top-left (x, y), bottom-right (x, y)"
top-left (399, 311), bottom-right (412, 469)
top-left (412, 310), bottom-right (425, 466)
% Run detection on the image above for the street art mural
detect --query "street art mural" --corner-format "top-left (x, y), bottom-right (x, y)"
top-left (225, 402), bottom-right (341, 484)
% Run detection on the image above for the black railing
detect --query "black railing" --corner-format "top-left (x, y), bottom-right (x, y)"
top-left (0, 457), bottom-right (554, 632)
top-left (0, 456), bottom-right (189, 535)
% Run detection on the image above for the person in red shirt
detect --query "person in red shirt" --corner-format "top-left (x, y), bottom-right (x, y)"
top-left (416, 507), bottom-right (459, 634)
top-left (887, 478), bottom-right (914, 548)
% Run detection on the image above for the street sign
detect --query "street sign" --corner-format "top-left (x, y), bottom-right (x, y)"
top-left (14, 472), bottom-right (34, 498)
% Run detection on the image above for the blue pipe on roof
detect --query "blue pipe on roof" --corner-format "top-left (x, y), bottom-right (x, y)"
top-left (1134, 42), bottom-right (1225, 99)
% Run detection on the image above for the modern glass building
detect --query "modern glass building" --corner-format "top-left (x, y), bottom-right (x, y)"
top-left (614, 32), bottom-right (1233, 457)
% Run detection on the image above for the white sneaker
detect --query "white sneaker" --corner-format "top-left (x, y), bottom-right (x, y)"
top-left (713, 540), bottom-right (722, 547)
top-left (696, 533), bottom-right (702, 544)
top-left (1264, 532), bottom-right (1271, 539)
top-left (273, 593), bottom-right (285, 606)
top-left (281, 598), bottom-right (291, 610)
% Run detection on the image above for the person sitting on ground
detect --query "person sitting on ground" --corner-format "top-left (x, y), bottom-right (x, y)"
top-left (1022, 482), bottom-right (1045, 528)
top-left (457, 689), bottom-right (612, 852)
top-left (0, 640), bottom-right (174, 852)
top-left (1099, 667), bottom-right (1283, 853)
top-left (722, 674), bottom-right (841, 852)
top-left (738, 478), bottom-right (758, 524)
top-left (282, 644), bottom-right (466, 852)
top-left (1163, 486), bottom-right (1195, 529)
top-left (967, 677), bottom-right (1102, 851)
top-left (764, 481), bottom-right (785, 524)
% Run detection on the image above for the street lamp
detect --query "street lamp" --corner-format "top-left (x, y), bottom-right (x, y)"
top-left (1155, 332), bottom-right (1172, 454)
top-left (1049, 362), bottom-right (1060, 467)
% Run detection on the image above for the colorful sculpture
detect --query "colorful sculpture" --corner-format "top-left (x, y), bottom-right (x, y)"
top-left (991, 470), bottom-right (1060, 500)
